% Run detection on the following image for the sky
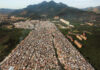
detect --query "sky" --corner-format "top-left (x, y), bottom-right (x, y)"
top-left (0, 0), bottom-right (100, 9)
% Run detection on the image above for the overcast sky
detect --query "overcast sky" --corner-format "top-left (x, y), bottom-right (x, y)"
top-left (0, 0), bottom-right (100, 9)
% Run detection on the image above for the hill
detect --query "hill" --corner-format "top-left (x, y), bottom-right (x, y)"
top-left (10, 1), bottom-right (97, 21)
top-left (83, 6), bottom-right (100, 14)
top-left (10, 1), bottom-right (68, 18)
top-left (0, 9), bottom-right (15, 14)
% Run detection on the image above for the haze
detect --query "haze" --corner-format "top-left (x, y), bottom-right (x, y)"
top-left (0, 0), bottom-right (100, 9)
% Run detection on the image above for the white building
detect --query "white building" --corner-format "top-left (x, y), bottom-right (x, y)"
top-left (60, 19), bottom-right (70, 25)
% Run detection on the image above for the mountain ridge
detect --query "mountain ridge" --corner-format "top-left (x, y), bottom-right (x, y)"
top-left (0, 9), bottom-right (15, 14)
top-left (1, 1), bottom-right (98, 21)
top-left (83, 6), bottom-right (100, 13)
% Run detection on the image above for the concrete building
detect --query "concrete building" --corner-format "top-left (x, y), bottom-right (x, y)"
top-left (54, 16), bottom-right (59, 19)
top-left (80, 35), bottom-right (87, 40)
top-left (66, 35), bottom-right (74, 42)
top-left (74, 40), bottom-right (82, 48)
top-left (10, 16), bottom-right (25, 20)
top-left (86, 22), bottom-right (94, 26)
top-left (60, 19), bottom-right (70, 25)
top-left (0, 21), bottom-right (94, 70)
top-left (76, 35), bottom-right (82, 41)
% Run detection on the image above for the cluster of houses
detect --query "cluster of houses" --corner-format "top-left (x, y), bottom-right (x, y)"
top-left (56, 24), bottom-right (66, 29)
top-left (0, 15), bottom-right (26, 25)
top-left (0, 21), bottom-right (94, 70)
top-left (10, 16), bottom-right (26, 21)
top-left (54, 16), bottom-right (59, 19)
top-left (80, 22), bottom-right (94, 26)
top-left (0, 14), bottom-right (8, 22)
top-left (53, 16), bottom-right (75, 29)
top-left (66, 32), bottom-right (87, 48)
top-left (86, 22), bottom-right (94, 26)
top-left (60, 19), bottom-right (75, 28)
top-left (55, 19), bottom-right (75, 29)
top-left (53, 17), bottom-right (88, 49)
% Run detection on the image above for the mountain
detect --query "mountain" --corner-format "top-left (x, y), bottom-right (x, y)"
top-left (11, 1), bottom-right (67, 17)
top-left (83, 6), bottom-right (100, 13)
top-left (0, 9), bottom-right (15, 14)
top-left (10, 1), bottom-right (97, 21)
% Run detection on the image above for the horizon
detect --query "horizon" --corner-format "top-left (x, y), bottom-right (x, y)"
top-left (0, 0), bottom-right (100, 9)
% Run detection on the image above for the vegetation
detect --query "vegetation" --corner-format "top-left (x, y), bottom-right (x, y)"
top-left (54, 20), bottom-right (100, 70)
top-left (0, 27), bottom-right (30, 62)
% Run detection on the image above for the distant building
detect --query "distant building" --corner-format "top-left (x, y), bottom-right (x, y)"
top-left (54, 16), bottom-right (59, 19)
top-left (86, 22), bottom-right (94, 26)
top-left (80, 35), bottom-right (87, 40)
top-left (80, 24), bottom-right (85, 26)
top-left (10, 16), bottom-right (15, 19)
top-left (57, 24), bottom-right (66, 29)
top-left (60, 26), bottom-right (66, 29)
top-left (60, 19), bottom-right (70, 25)
top-left (10, 16), bottom-right (25, 20)
top-left (0, 14), bottom-right (8, 21)
top-left (76, 35), bottom-right (82, 41)
top-left (74, 40), bottom-right (82, 48)
top-left (66, 35), bottom-right (74, 42)
top-left (69, 25), bottom-right (75, 28)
